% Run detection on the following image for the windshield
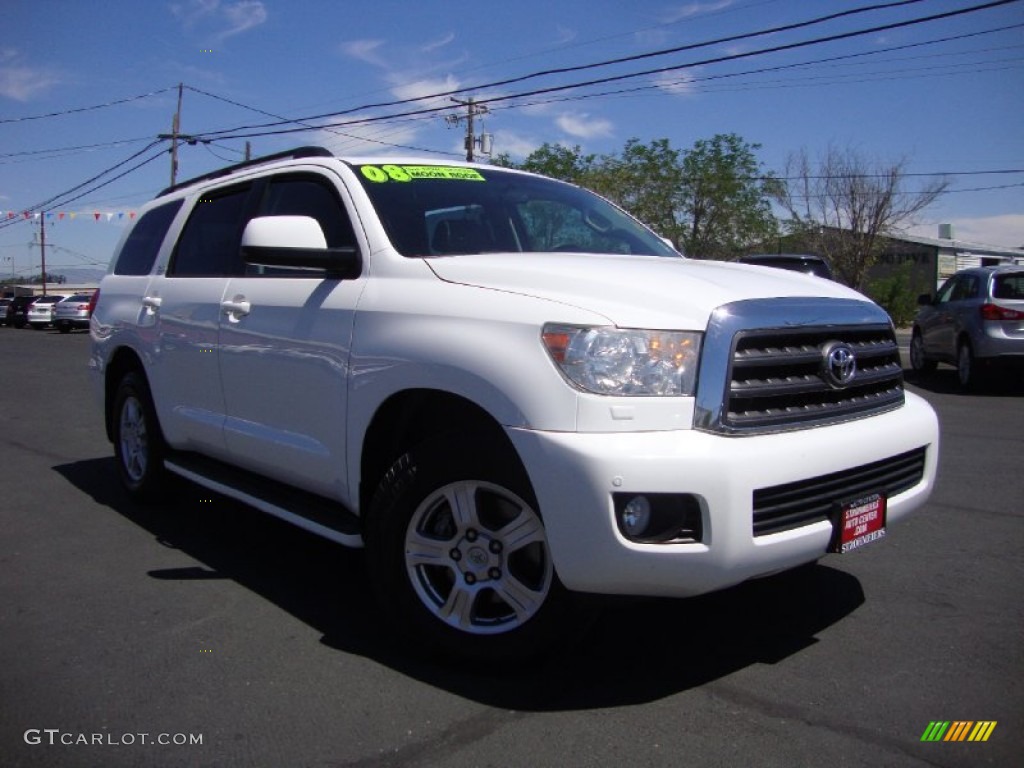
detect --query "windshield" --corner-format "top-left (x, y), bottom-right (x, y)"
top-left (350, 163), bottom-right (679, 259)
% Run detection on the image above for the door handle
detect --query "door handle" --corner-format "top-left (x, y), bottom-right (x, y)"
top-left (142, 296), bottom-right (162, 313)
top-left (221, 297), bottom-right (251, 321)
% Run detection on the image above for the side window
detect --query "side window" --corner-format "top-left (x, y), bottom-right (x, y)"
top-left (169, 185), bottom-right (252, 277)
top-left (245, 175), bottom-right (357, 277)
top-left (260, 175), bottom-right (355, 248)
top-left (936, 278), bottom-right (958, 304)
top-left (113, 199), bottom-right (183, 275)
top-left (950, 276), bottom-right (978, 302)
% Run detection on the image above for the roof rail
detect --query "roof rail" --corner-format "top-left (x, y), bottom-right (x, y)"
top-left (158, 146), bottom-right (334, 197)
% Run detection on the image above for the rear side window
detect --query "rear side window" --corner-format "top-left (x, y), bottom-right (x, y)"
top-left (992, 273), bottom-right (1024, 300)
top-left (170, 185), bottom-right (252, 277)
top-left (114, 199), bottom-right (183, 275)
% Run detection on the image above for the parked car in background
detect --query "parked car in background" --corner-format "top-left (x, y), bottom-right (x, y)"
top-left (8, 295), bottom-right (40, 329)
top-left (0, 298), bottom-right (12, 326)
top-left (910, 265), bottom-right (1024, 388)
top-left (54, 292), bottom-right (98, 333)
top-left (738, 253), bottom-right (835, 281)
top-left (26, 295), bottom-right (70, 329)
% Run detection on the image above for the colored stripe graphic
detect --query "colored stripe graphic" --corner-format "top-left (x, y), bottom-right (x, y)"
top-left (945, 721), bottom-right (973, 741)
top-left (968, 722), bottom-right (997, 742)
top-left (921, 721), bottom-right (997, 742)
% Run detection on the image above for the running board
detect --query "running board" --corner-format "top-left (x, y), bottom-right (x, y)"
top-left (164, 453), bottom-right (363, 548)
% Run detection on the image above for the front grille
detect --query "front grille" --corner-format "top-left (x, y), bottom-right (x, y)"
top-left (752, 447), bottom-right (927, 537)
top-left (724, 324), bottom-right (904, 432)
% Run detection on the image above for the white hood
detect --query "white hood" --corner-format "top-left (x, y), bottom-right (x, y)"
top-left (425, 253), bottom-right (870, 329)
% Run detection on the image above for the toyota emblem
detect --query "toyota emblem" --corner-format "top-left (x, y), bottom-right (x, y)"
top-left (821, 341), bottom-right (857, 388)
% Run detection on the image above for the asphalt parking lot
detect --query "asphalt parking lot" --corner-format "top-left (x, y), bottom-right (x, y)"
top-left (1, 328), bottom-right (1021, 767)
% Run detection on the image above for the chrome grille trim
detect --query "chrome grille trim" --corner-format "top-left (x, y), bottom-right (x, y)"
top-left (694, 298), bottom-right (904, 435)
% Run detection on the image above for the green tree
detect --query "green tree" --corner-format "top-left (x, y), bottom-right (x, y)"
top-left (588, 138), bottom-right (685, 247)
top-left (493, 143), bottom-right (595, 184)
top-left (500, 134), bottom-right (779, 258)
top-left (678, 133), bottom-right (780, 259)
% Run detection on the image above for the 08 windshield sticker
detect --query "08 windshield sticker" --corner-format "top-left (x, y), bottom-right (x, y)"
top-left (359, 164), bottom-right (485, 183)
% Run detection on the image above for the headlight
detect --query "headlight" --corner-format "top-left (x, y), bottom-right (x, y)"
top-left (542, 324), bottom-right (701, 396)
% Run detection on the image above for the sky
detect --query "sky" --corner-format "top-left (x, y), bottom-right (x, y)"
top-left (1, 0), bottom-right (1022, 281)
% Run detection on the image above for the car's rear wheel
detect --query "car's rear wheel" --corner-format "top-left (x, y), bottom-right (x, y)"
top-left (957, 339), bottom-right (977, 390)
top-left (909, 331), bottom-right (935, 375)
top-left (366, 434), bottom-right (581, 662)
top-left (112, 371), bottom-right (167, 499)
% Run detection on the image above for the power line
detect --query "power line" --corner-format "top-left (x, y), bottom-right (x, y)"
top-left (189, 0), bottom-right (945, 140)
top-left (185, 85), bottom-right (457, 156)
top-left (0, 143), bottom-right (167, 233)
top-left (0, 86), bottom-right (177, 124)
top-left (192, 0), bottom-right (1023, 143)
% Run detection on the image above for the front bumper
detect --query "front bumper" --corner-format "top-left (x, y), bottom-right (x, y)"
top-left (508, 391), bottom-right (939, 598)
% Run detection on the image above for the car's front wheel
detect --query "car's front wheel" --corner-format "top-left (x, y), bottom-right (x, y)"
top-left (366, 435), bottom-right (580, 662)
top-left (111, 371), bottom-right (167, 499)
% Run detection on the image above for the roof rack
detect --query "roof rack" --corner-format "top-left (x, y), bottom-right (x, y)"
top-left (158, 146), bottom-right (334, 197)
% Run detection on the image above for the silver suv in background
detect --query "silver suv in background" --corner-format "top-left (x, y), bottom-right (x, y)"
top-left (910, 266), bottom-right (1024, 388)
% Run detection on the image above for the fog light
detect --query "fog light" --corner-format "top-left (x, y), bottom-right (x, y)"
top-left (613, 492), bottom-right (704, 543)
top-left (620, 495), bottom-right (651, 537)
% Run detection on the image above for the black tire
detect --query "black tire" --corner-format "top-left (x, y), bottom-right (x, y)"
top-left (957, 339), bottom-right (978, 390)
top-left (58, 323), bottom-right (71, 334)
top-left (365, 434), bottom-right (582, 663)
top-left (909, 331), bottom-right (936, 375)
top-left (111, 371), bottom-right (167, 500)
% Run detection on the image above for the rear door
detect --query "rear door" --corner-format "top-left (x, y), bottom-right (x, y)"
top-left (145, 183), bottom-right (256, 458)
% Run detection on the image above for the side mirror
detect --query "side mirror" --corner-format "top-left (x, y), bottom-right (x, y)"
top-left (916, 293), bottom-right (933, 306)
top-left (241, 216), bottom-right (361, 279)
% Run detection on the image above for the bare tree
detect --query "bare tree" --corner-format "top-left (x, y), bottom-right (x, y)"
top-left (775, 146), bottom-right (948, 289)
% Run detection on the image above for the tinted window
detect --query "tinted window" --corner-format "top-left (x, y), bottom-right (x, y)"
top-left (114, 199), bottom-right (183, 276)
top-left (992, 272), bottom-right (1024, 300)
top-left (170, 185), bottom-right (251, 276)
top-left (259, 175), bottom-right (355, 248)
top-left (950, 275), bottom-right (979, 302)
top-left (352, 164), bottom-right (677, 258)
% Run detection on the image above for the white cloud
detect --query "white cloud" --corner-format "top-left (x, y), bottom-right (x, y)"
top-left (219, 1), bottom-right (267, 40)
top-left (389, 75), bottom-right (461, 110)
top-left (171, 0), bottom-right (267, 43)
top-left (340, 39), bottom-right (387, 67)
top-left (553, 26), bottom-right (577, 45)
top-left (311, 119), bottom-right (425, 157)
top-left (909, 215), bottom-right (1024, 249)
top-left (652, 71), bottom-right (697, 97)
top-left (421, 32), bottom-right (455, 54)
top-left (555, 112), bottom-right (613, 139)
top-left (0, 64), bottom-right (59, 101)
top-left (661, 0), bottom-right (734, 23)
top-left (491, 131), bottom-right (542, 160)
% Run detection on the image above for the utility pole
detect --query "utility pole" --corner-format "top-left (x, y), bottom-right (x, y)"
top-left (39, 213), bottom-right (47, 296)
top-left (446, 96), bottom-right (491, 162)
top-left (170, 83), bottom-right (184, 186)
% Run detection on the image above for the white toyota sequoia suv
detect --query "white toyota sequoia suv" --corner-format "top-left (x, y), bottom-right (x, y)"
top-left (91, 147), bottom-right (939, 660)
